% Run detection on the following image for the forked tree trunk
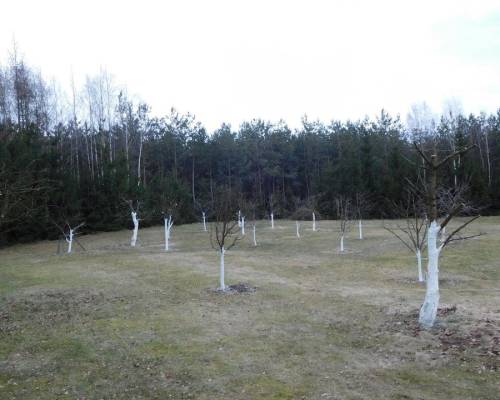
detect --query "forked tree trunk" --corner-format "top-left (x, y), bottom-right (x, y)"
top-left (164, 216), bottom-right (173, 251)
top-left (131, 211), bottom-right (139, 247)
top-left (358, 219), bottom-right (363, 240)
top-left (416, 248), bottom-right (424, 283)
top-left (253, 224), bottom-right (257, 246)
top-left (419, 221), bottom-right (441, 328)
top-left (219, 247), bottom-right (226, 290)
top-left (67, 229), bottom-right (74, 254)
top-left (296, 221), bottom-right (300, 238)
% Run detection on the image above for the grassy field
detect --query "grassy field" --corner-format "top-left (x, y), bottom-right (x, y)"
top-left (0, 217), bottom-right (499, 399)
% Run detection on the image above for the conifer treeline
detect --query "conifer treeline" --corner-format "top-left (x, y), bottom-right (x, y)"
top-left (1, 56), bottom-right (499, 245)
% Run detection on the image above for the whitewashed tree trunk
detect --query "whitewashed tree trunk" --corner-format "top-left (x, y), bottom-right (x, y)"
top-left (296, 221), bottom-right (300, 238)
top-left (440, 226), bottom-right (446, 243)
top-left (358, 219), bottom-right (363, 240)
top-left (340, 235), bottom-right (344, 252)
top-left (66, 229), bottom-right (74, 254)
top-left (131, 211), bottom-right (139, 247)
top-left (238, 210), bottom-right (242, 227)
top-left (419, 221), bottom-right (441, 328)
top-left (416, 248), bottom-right (424, 282)
top-left (164, 216), bottom-right (173, 251)
top-left (253, 224), bottom-right (257, 246)
top-left (312, 212), bottom-right (316, 231)
top-left (219, 247), bottom-right (226, 290)
top-left (241, 216), bottom-right (245, 235)
top-left (271, 213), bottom-right (274, 229)
top-left (202, 212), bottom-right (207, 232)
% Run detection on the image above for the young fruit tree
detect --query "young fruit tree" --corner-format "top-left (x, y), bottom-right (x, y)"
top-left (124, 200), bottom-right (141, 247)
top-left (384, 193), bottom-right (428, 282)
top-left (336, 196), bottom-right (351, 252)
top-left (164, 214), bottom-right (173, 251)
top-left (54, 221), bottom-right (85, 254)
top-left (355, 192), bottom-right (370, 240)
top-left (252, 223), bottom-right (257, 246)
top-left (210, 188), bottom-right (241, 291)
top-left (412, 142), bottom-right (480, 328)
top-left (202, 211), bottom-right (207, 231)
top-left (268, 193), bottom-right (278, 229)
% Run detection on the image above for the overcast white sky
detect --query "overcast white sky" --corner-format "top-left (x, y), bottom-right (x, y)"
top-left (1, 0), bottom-right (499, 131)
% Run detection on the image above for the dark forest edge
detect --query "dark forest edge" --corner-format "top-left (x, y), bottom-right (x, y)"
top-left (1, 51), bottom-right (499, 246)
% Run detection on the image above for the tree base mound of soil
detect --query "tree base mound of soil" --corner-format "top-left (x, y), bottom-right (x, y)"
top-left (215, 283), bottom-right (256, 294)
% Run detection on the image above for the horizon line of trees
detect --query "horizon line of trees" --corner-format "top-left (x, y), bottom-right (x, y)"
top-left (1, 52), bottom-right (500, 246)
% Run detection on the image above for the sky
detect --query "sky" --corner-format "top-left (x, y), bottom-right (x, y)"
top-left (1, 0), bottom-right (499, 131)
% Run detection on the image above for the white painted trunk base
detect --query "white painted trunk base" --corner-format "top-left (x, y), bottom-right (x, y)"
top-left (312, 212), bottom-right (316, 232)
top-left (296, 221), bottom-right (300, 238)
top-left (340, 235), bottom-right (344, 252)
top-left (131, 212), bottom-right (139, 247)
top-left (416, 248), bottom-right (424, 282)
top-left (219, 247), bottom-right (226, 290)
top-left (419, 221), bottom-right (441, 328)
top-left (164, 216), bottom-right (173, 251)
top-left (358, 220), bottom-right (363, 240)
top-left (67, 229), bottom-right (74, 254)
top-left (241, 216), bottom-right (245, 235)
top-left (202, 212), bottom-right (207, 231)
top-left (271, 213), bottom-right (274, 229)
top-left (253, 225), bottom-right (257, 246)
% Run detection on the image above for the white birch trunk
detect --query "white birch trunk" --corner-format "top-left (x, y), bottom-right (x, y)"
top-left (340, 235), bottom-right (344, 252)
top-left (358, 219), bottom-right (363, 240)
top-left (131, 211), bottom-right (139, 247)
top-left (67, 229), bottom-right (73, 254)
top-left (312, 212), bottom-right (316, 231)
top-left (416, 248), bottom-right (424, 283)
top-left (241, 216), bottom-right (245, 235)
top-left (253, 224), bottom-right (257, 246)
top-left (219, 247), bottom-right (226, 290)
top-left (202, 212), bottom-right (207, 232)
top-left (271, 213), bottom-right (274, 229)
top-left (419, 221), bottom-right (441, 328)
top-left (296, 221), bottom-right (300, 238)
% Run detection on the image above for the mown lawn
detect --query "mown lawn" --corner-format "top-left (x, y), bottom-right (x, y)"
top-left (0, 218), bottom-right (499, 399)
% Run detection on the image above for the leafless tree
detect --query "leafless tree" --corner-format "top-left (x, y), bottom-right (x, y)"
top-left (124, 199), bottom-right (141, 247)
top-left (384, 192), bottom-right (428, 282)
top-left (411, 141), bottom-right (480, 328)
top-left (210, 187), bottom-right (241, 290)
top-left (355, 192), bottom-right (371, 240)
top-left (335, 196), bottom-right (352, 252)
top-left (54, 220), bottom-right (85, 254)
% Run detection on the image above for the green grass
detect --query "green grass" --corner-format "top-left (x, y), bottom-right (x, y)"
top-left (0, 218), bottom-right (499, 399)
